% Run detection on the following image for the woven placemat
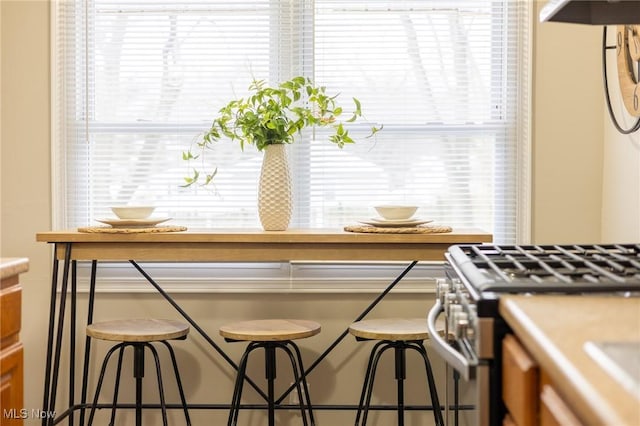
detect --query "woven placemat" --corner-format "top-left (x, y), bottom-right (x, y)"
top-left (344, 224), bottom-right (452, 234)
top-left (78, 225), bottom-right (188, 234)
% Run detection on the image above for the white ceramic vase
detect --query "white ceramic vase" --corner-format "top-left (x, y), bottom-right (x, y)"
top-left (258, 143), bottom-right (292, 231)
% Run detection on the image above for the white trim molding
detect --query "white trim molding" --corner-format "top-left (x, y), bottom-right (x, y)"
top-left (72, 261), bottom-right (445, 294)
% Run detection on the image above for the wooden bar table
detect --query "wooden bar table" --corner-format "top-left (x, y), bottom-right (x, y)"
top-left (36, 228), bottom-right (491, 424)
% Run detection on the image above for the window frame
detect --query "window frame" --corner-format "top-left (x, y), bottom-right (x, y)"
top-left (51, 1), bottom-right (532, 293)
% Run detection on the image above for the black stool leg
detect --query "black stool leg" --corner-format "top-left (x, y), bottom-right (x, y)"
top-left (275, 342), bottom-right (309, 426)
top-left (395, 344), bottom-right (407, 426)
top-left (360, 343), bottom-right (393, 426)
top-left (145, 343), bottom-right (169, 426)
top-left (285, 341), bottom-right (315, 426)
top-left (228, 341), bottom-right (315, 426)
top-left (108, 346), bottom-right (126, 426)
top-left (355, 341), bottom-right (385, 426)
top-left (133, 344), bottom-right (145, 426)
top-left (160, 340), bottom-right (192, 425)
top-left (413, 342), bottom-right (444, 426)
top-left (265, 344), bottom-right (277, 426)
top-left (89, 340), bottom-right (185, 426)
top-left (88, 343), bottom-right (126, 425)
top-left (228, 342), bottom-right (258, 426)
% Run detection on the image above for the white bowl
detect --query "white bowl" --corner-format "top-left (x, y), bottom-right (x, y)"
top-left (111, 206), bottom-right (155, 220)
top-left (374, 205), bottom-right (418, 221)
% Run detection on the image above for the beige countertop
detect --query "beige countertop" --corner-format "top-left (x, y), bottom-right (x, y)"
top-left (500, 295), bottom-right (640, 426)
top-left (0, 257), bottom-right (29, 280)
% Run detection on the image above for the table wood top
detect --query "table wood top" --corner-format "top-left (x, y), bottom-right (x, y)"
top-left (36, 228), bottom-right (491, 243)
top-left (36, 228), bottom-right (492, 262)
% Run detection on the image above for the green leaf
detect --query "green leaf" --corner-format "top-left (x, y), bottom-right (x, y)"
top-left (366, 124), bottom-right (384, 138)
top-left (182, 150), bottom-right (197, 161)
top-left (180, 169), bottom-right (200, 187)
top-left (204, 168), bottom-right (217, 185)
top-left (353, 97), bottom-right (362, 114)
top-left (342, 133), bottom-right (355, 144)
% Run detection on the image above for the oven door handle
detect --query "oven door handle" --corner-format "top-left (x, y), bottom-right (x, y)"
top-left (427, 299), bottom-right (476, 381)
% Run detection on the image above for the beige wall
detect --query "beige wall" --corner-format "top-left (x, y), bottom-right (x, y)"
top-left (600, 27), bottom-right (640, 242)
top-left (601, 122), bottom-right (640, 241)
top-left (531, 2), bottom-right (603, 244)
top-left (2, 1), bottom-right (637, 425)
top-left (1, 2), bottom-right (55, 425)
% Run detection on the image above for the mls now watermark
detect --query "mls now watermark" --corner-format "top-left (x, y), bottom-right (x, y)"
top-left (3, 408), bottom-right (55, 420)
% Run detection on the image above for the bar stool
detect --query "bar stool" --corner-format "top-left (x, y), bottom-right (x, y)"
top-left (86, 318), bottom-right (191, 426)
top-left (349, 318), bottom-right (444, 426)
top-left (219, 319), bottom-right (321, 426)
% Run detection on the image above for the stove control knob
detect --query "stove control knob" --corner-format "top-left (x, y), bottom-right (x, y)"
top-left (465, 325), bottom-right (475, 341)
top-left (452, 311), bottom-right (468, 337)
top-left (444, 293), bottom-right (458, 315)
top-left (448, 304), bottom-right (462, 330)
top-left (435, 279), bottom-right (450, 302)
top-left (456, 318), bottom-right (469, 339)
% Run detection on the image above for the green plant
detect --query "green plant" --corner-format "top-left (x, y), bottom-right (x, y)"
top-left (182, 76), bottom-right (381, 186)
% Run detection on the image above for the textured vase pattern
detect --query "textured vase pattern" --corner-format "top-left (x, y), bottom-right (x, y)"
top-left (258, 144), bottom-right (292, 231)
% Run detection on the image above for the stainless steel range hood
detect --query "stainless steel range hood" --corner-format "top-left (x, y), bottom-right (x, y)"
top-left (540, 0), bottom-right (640, 25)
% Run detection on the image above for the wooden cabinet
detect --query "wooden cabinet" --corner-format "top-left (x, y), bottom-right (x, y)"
top-left (0, 258), bottom-right (28, 425)
top-left (502, 334), bottom-right (539, 426)
top-left (502, 334), bottom-right (583, 426)
top-left (539, 383), bottom-right (583, 426)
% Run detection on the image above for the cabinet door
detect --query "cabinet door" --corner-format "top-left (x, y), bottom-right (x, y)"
top-left (0, 281), bottom-right (21, 345)
top-left (540, 385), bottom-right (583, 426)
top-left (502, 334), bottom-right (539, 426)
top-left (0, 344), bottom-right (24, 425)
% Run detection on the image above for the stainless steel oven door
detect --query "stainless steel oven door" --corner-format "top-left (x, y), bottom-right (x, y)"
top-left (429, 299), bottom-right (490, 426)
top-left (427, 299), bottom-right (476, 380)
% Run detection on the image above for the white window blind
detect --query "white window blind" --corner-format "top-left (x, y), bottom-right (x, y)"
top-left (54, 0), bottom-right (530, 244)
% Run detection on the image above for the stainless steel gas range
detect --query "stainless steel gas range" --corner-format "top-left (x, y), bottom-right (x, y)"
top-left (427, 243), bottom-right (640, 426)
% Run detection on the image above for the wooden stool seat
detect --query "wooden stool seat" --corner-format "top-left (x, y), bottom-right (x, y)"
top-left (349, 318), bottom-right (443, 341)
top-left (349, 318), bottom-right (428, 341)
top-left (87, 318), bottom-right (189, 342)
top-left (219, 319), bottom-right (321, 342)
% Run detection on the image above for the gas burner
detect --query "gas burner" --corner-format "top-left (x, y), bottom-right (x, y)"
top-left (448, 244), bottom-right (640, 294)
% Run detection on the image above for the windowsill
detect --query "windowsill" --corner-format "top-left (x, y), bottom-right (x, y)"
top-left (72, 260), bottom-right (445, 293)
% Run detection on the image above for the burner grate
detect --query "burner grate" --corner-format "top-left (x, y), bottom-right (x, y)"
top-left (450, 244), bottom-right (640, 293)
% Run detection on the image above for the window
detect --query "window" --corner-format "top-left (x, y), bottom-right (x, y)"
top-left (54, 0), bottom-right (531, 245)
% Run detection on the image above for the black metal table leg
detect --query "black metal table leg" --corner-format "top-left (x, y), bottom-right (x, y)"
top-left (43, 243), bottom-right (73, 426)
top-left (69, 260), bottom-right (77, 426)
top-left (42, 253), bottom-right (60, 426)
top-left (79, 260), bottom-right (98, 425)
